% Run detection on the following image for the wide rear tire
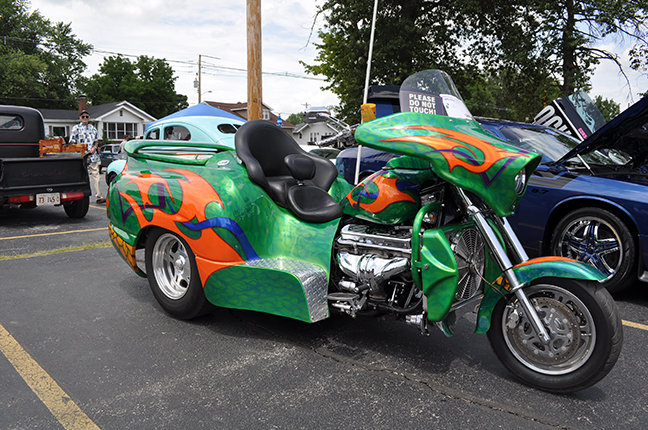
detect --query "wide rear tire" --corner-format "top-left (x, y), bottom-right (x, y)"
top-left (145, 228), bottom-right (214, 319)
top-left (487, 277), bottom-right (622, 393)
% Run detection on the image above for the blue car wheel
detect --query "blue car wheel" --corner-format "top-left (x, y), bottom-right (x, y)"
top-left (550, 207), bottom-right (635, 293)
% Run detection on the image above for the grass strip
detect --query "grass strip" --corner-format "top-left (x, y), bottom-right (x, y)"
top-left (0, 241), bottom-right (111, 261)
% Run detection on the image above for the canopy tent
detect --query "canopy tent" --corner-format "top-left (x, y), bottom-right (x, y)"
top-left (146, 103), bottom-right (244, 130)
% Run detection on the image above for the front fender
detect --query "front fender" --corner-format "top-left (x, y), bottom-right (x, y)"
top-left (475, 256), bottom-right (605, 334)
top-left (106, 159), bottom-right (127, 182)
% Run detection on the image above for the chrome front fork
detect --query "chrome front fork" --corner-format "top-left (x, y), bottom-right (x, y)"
top-left (458, 190), bottom-right (550, 344)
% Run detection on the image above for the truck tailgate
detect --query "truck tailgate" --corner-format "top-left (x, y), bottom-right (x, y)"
top-left (0, 156), bottom-right (88, 189)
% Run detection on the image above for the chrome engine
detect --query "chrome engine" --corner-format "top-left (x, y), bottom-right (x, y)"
top-left (328, 224), bottom-right (415, 316)
top-left (329, 223), bottom-right (486, 319)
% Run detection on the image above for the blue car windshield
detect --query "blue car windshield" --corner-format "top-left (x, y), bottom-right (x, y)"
top-left (499, 125), bottom-right (620, 165)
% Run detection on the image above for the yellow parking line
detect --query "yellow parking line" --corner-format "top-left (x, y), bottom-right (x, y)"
top-left (0, 324), bottom-right (101, 430)
top-left (0, 227), bottom-right (107, 241)
top-left (623, 319), bottom-right (648, 331)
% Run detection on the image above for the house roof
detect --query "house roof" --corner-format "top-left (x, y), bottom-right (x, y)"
top-left (205, 101), bottom-right (295, 129)
top-left (38, 101), bottom-right (156, 123)
top-left (293, 121), bottom-right (340, 135)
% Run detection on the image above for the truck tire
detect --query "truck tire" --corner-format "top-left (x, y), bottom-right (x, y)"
top-left (64, 196), bottom-right (90, 218)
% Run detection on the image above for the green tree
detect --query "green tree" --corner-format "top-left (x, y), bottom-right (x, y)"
top-left (303, 0), bottom-right (468, 124)
top-left (306, 0), bottom-right (646, 123)
top-left (0, 0), bottom-right (91, 109)
top-left (82, 55), bottom-right (188, 118)
top-left (287, 113), bottom-right (303, 125)
top-left (594, 95), bottom-right (621, 121)
top-left (464, 0), bottom-right (648, 96)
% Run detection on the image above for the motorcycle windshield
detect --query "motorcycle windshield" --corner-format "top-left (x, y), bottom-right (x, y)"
top-left (355, 70), bottom-right (542, 217)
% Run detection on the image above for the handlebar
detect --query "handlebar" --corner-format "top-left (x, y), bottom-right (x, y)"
top-left (317, 126), bottom-right (357, 148)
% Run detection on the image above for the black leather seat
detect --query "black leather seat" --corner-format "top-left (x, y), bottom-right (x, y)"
top-left (235, 120), bottom-right (342, 223)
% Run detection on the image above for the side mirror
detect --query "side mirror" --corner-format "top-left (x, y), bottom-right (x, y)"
top-left (303, 107), bottom-right (331, 124)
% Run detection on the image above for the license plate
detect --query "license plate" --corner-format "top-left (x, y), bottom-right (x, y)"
top-left (36, 193), bottom-right (61, 205)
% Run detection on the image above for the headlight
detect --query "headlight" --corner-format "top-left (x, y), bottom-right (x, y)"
top-left (514, 168), bottom-right (527, 195)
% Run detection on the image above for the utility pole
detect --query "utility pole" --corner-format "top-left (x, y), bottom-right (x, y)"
top-left (197, 55), bottom-right (203, 103)
top-left (247, 0), bottom-right (262, 120)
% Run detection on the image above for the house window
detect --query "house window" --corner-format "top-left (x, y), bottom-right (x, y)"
top-left (263, 110), bottom-right (270, 120)
top-left (50, 126), bottom-right (67, 137)
top-left (105, 122), bottom-right (138, 140)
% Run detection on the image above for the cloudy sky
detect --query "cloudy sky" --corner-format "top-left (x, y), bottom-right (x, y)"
top-left (29, 0), bottom-right (646, 116)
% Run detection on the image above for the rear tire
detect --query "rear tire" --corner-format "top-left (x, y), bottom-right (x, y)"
top-left (145, 228), bottom-right (214, 319)
top-left (64, 196), bottom-right (89, 218)
top-left (487, 277), bottom-right (622, 393)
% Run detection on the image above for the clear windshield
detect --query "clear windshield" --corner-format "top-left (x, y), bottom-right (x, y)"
top-left (499, 125), bottom-right (626, 165)
top-left (399, 70), bottom-right (473, 119)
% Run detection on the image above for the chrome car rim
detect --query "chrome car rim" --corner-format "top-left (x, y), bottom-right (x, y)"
top-left (501, 284), bottom-right (596, 375)
top-left (152, 233), bottom-right (191, 300)
top-left (556, 216), bottom-right (621, 280)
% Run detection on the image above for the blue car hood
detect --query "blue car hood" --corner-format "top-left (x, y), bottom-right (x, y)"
top-left (558, 95), bottom-right (648, 164)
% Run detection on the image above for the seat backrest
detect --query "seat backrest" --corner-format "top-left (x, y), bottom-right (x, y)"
top-left (235, 120), bottom-right (338, 192)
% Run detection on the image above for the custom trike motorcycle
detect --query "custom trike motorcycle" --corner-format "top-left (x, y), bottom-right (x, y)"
top-left (107, 70), bottom-right (622, 393)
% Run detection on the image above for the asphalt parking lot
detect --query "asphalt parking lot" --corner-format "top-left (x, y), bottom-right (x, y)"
top-left (1, 184), bottom-right (648, 429)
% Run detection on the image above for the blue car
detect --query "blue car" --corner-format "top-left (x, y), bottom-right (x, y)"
top-left (336, 96), bottom-right (648, 292)
top-left (105, 115), bottom-right (246, 184)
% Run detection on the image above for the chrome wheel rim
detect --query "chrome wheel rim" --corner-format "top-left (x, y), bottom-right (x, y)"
top-left (501, 284), bottom-right (596, 375)
top-left (152, 233), bottom-right (191, 300)
top-left (555, 216), bottom-right (621, 280)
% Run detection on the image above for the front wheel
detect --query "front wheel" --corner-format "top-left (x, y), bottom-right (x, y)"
top-left (106, 171), bottom-right (117, 186)
top-left (487, 278), bottom-right (622, 393)
top-left (145, 228), bottom-right (214, 319)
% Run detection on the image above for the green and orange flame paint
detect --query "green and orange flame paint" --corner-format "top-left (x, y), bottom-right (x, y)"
top-left (353, 112), bottom-right (542, 217)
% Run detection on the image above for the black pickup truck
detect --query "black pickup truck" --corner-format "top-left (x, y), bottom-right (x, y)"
top-left (0, 105), bottom-right (91, 218)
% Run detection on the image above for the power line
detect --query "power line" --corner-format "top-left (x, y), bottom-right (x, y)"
top-left (2, 35), bottom-right (323, 82)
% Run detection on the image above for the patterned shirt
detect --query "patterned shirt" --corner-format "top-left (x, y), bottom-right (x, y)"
top-left (70, 123), bottom-right (99, 163)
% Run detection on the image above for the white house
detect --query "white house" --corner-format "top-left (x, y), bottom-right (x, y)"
top-left (38, 98), bottom-right (156, 143)
top-left (292, 121), bottom-right (340, 145)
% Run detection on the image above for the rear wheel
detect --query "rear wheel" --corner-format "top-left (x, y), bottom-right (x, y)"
top-left (64, 196), bottom-right (89, 218)
top-left (145, 228), bottom-right (213, 319)
top-left (487, 277), bottom-right (622, 393)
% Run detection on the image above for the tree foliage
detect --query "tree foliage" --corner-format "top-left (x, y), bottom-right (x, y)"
top-left (0, 0), bottom-right (91, 109)
top-left (82, 55), bottom-right (188, 119)
top-left (303, 0), bottom-right (469, 123)
top-left (594, 95), bottom-right (621, 121)
top-left (287, 112), bottom-right (303, 125)
top-left (305, 0), bottom-right (648, 123)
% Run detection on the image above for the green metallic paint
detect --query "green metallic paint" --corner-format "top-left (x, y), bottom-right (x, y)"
top-left (340, 160), bottom-right (436, 224)
top-left (108, 144), bottom-right (340, 323)
top-left (354, 112), bottom-right (542, 217)
top-left (473, 258), bottom-right (607, 334)
top-left (203, 265), bottom-right (313, 322)
top-left (513, 259), bottom-right (606, 284)
top-left (419, 228), bottom-right (458, 321)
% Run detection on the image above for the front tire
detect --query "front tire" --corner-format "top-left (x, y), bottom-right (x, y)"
top-left (145, 228), bottom-right (214, 319)
top-left (487, 278), bottom-right (622, 393)
top-left (106, 172), bottom-right (117, 186)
